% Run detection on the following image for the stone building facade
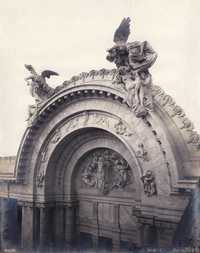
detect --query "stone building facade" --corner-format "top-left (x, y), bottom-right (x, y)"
top-left (0, 18), bottom-right (200, 252)
top-left (0, 70), bottom-right (200, 251)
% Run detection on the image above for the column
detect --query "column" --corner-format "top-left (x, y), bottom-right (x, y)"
top-left (92, 235), bottom-right (99, 250)
top-left (21, 204), bottom-right (34, 250)
top-left (55, 205), bottom-right (64, 249)
top-left (92, 202), bottom-right (99, 241)
top-left (135, 222), bottom-right (144, 248)
top-left (112, 204), bottom-right (120, 252)
top-left (64, 205), bottom-right (76, 245)
top-left (39, 206), bottom-right (51, 250)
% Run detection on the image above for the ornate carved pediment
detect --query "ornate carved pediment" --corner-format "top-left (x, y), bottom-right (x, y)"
top-left (80, 149), bottom-right (134, 195)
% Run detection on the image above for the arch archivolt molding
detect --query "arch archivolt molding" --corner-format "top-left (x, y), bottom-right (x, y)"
top-left (34, 109), bottom-right (173, 202)
top-left (16, 83), bottom-right (199, 191)
top-left (36, 110), bottom-right (138, 188)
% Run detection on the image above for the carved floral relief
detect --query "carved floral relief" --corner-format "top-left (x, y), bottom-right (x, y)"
top-left (114, 119), bottom-right (132, 136)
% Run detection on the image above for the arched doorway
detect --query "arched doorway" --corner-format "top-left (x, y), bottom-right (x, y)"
top-left (42, 127), bottom-right (141, 251)
top-left (73, 147), bottom-right (136, 250)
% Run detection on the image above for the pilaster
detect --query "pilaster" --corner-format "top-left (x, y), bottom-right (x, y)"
top-left (21, 202), bottom-right (34, 250)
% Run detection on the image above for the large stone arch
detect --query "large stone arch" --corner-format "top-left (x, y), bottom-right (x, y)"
top-left (44, 127), bottom-right (143, 202)
top-left (1, 70), bottom-right (200, 250)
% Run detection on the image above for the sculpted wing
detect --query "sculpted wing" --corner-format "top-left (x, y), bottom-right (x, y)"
top-left (24, 64), bottom-right (37, 75)
top-left (113, 17), bottom-right (131, 44)
top-left (41, 70), bottom-right (59, 78)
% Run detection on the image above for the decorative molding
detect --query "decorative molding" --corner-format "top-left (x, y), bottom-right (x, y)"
top-left (41, 147), bottom-right (48, 163)
top-left (61, 68), bottom-right (118, 89)
top-left (152, 85), bottom-right (200, 149)
top-left (35, 112), bottom-right (134, 188)
top-left (92, 113), bottom-right (110, 128)
top-left (51, 128), bottom-right (62, 144)
top-left (24, 70), bottom-right (199, 151)
top-left (16, 77), bottom-right (200, 184)
top-left (23, 67), bottom-right (199, 151)
top-left (59, 112), bottom-right (133, 140)
top-left (37, 170), bottom-right (45, 188)
top-left (114, 119), bottom-right (132, 136)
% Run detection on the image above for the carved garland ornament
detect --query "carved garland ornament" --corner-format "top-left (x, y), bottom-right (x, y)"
top-left (152, 85), bottom-right (200, 149)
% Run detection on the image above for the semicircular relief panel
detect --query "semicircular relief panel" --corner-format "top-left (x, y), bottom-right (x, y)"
top-left (75, 148), bottom-right (136, 196)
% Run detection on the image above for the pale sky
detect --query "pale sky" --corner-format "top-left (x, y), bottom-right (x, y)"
top-left (0, 0), bottom-right (200, 156)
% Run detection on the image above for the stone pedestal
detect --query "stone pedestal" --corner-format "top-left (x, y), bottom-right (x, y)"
top-left (21, 204), bottom-right (34, 250)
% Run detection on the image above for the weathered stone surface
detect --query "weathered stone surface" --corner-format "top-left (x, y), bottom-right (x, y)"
top-left (0, 198), bottom-right (18, 250)
top-left (0, 17), bottom-right (199, 251)
top-left (0, 157), bottom-right (15, 175)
